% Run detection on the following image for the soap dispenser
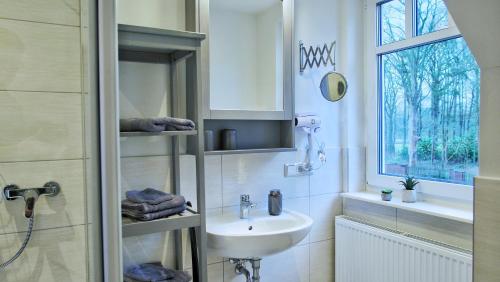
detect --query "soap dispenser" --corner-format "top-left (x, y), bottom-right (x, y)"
top-left (268, 189), bottom-right (282, 216)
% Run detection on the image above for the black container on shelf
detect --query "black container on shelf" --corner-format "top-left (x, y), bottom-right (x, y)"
top-left (221, 129), bottom-right (237, 150)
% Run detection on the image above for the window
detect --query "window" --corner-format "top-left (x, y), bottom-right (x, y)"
top-left (366, 0), bottom-right (479, 199)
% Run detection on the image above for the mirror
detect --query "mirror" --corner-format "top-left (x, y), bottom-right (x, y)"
top-left (319, 72), bottom-right (348, 102)
top-left (209, 0), bottom-right (284, 112)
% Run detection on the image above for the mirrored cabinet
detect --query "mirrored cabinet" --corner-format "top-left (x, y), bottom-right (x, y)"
top-left (201, 0), bottom-right (294, 120)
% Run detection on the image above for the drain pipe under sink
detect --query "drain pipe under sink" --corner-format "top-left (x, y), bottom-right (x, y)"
top-left (230, 258), bottom-right (261, 282)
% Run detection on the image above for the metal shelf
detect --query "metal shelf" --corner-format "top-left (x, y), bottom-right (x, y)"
top-left (120, 130), bottom-right (198, 137)
top-left (122, 208), bottom-right (201, 238)
top-left (205, 147), bottom-right (297, 155)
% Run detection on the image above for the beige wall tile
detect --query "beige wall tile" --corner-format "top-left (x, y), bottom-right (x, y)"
top-left (0, 225), bottom-right (87, 282)
top-left (0, 160), bottom-right (85, 234)
top-left (474, 176), bottom-right (500, 282)
top-left (309, 193), bottom-right (342, 242)
top-left (0, 19), bottom-right (81, 92)
top-left (0, 0), bottom-right (80, 26)
top-left (397, 209), bottom-right (473, 250)
top-left (342, 198), bottom-right (397, 229)
top-left (310, 239), bottom-right (334, 282)
top-left (0, 91), bottom-right (83, 162)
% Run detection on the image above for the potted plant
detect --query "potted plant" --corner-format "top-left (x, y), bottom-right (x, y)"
top-left (381, 189), bottom-right (393, 201)
top-left (400, 176), bottom-right (419, 203)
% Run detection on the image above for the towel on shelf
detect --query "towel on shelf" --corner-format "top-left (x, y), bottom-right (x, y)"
top-left (122, 204), bottom-right (187, 221)
top-left (122, 195), bottom-right (186, 213)
top-left (124, 262), bottom-right (192, 282)
top-left (120, 118), bottom-right (167, 132)
top-left (120, 117), bottom-right (195, 132)
top-left (126, 188), bottom-right (174, 205)
top-left (159, 117), bottom-right (195, 131)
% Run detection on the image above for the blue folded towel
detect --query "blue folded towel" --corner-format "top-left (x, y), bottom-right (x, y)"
top-left (122, 195), bottom-right (186, 213)
top-left (124, 262), bottom-right (192, 282)
top-left (126, 188), bottom-right (174, 205)
top-left (120, 117), bottom-right (195, 132)
top-left (122, 204), bottom-right (186, 221)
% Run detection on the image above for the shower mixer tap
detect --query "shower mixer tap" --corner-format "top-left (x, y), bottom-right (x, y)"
top-left (3, 181), bottom-right (61, 218)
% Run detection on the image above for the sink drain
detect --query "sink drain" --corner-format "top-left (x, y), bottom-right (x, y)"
top-left (248, 226), bottom-right (253, 231)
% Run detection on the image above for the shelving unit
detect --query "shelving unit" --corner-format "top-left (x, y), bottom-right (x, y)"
top-left (120, 130), bottom-right (198, 137)
top-left (118, 24), bottom-right (207, 281)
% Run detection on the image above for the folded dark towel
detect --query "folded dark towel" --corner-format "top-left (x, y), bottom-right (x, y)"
top-left (120, 117), bottom-right (195, 132)
top-left (120, 118), bottom-right (167, 132)
top-left (124, 262), bottom-right (191, 282)
top-left (126, 188), bottom-right (174, 205)
top-left (160, 117), bottom-right (195, 131)
top-left (122, 204), bottom-right (186, 221)
top-left (122, 195), bottom-right (185, 213)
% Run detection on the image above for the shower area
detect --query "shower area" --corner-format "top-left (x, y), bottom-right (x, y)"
top-left (0, 0), bottom-right (102, 281)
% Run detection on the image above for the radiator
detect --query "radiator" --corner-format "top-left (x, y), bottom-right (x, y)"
top-left (335, 216), bottom-right (472, 282)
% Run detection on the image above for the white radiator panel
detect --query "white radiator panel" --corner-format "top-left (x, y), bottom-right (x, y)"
top-left (335, 216), bottom-right (472, 282)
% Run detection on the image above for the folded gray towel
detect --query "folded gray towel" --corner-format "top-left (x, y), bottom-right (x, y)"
top-left (120, 118), bottom-right (166, 132)
top-left (120, 117), bottom-right (195, 132)
top-left (124, 262), bottom-right (191, 282)
top-left (122, 195), bottom-right (185, 213)
top-left (122, 204), bottom-right (186, 221)
top-left (159, 117), bottom-right (195, 130)
top-left (126, 188), bottom-right (174, 205)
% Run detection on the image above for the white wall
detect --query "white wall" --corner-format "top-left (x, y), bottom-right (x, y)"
top-left (445, 1), bottom-right (500, 280)
top-left (117, 0), bottom-right (185, 30)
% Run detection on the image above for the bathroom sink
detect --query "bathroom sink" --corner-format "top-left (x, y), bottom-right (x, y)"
top-left (207, 209), bottom-right (313, 258)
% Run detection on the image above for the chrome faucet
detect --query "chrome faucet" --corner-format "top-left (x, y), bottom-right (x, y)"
top-left (240, 194), bottom-right (256, 219)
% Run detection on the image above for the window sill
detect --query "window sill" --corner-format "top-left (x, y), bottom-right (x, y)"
top-left (341, 191), bottom-right (473, 224)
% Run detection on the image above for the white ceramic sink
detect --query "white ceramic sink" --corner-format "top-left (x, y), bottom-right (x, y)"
top-left (207, 209), bottom-right (313, 258)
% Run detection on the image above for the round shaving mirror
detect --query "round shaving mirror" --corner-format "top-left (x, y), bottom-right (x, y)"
top-left (319, 72), bottom-right (348, 102)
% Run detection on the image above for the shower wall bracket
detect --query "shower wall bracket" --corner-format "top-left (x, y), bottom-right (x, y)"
top-left (3, 181), bottom-right (61, 201)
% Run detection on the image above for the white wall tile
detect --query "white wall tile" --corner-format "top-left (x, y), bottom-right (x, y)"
top-left (223, 244), bottom-right (309, 282)
top-left (285, 197), bottom-right (310, 245)
top-left (0, 225), bottom-right (87, 282)
top-left (0, 0), bottom-right (80, 26)
top-left (122, 232), bottom-right (176, 270)
top-left (310, 239), bottom-right (334, 282)
top-left (120, 156), bottom-right (174, 198)
top-left (0, 160), bottom-right (85, 234)
top-left (309, 193), bottom-right (342, 242)
top-left (0, 20), bottom-right (81, 93)
top-left (0, 91), bottom-right (83, 162)
top-left (346, 147), bottom-right (366, 193)
top-left (222, 152), bottom-right (309, 207)
top-left (310, 147), bottom-right (342, 195)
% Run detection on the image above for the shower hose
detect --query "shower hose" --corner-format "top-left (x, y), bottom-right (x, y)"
top-left (0, 215), bottom-right (35, 271)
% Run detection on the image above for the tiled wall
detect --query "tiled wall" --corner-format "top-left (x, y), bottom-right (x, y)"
top-left (197, 150), bottom-right (343, 282)
top-left (0, 0), bottom-right (94, 281)
top-left (121, 150), bottom-right (343, 282)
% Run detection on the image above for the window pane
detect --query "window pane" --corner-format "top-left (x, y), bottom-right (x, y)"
top-left (380, 0), bottom-right (406, 45)
top-left (380, 37), bottom-right (479, 185)
top-left (417, 0), bottom-right (449, 35)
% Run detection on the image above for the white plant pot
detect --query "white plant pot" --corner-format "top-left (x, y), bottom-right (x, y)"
top-left (402, 189), bottom-right (417, 203)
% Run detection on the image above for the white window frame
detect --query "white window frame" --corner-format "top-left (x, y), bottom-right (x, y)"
top-left (365, 0), bottom-right (473, 201)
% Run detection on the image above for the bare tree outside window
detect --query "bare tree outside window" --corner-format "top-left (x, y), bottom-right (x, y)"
top-left (379, 0), bottom-right (479, 185)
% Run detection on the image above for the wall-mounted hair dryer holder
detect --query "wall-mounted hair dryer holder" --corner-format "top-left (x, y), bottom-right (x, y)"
top-left (3, 181), bottom-right (61, 218)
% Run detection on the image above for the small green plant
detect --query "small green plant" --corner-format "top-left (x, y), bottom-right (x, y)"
top-left (399, 176), bottom-right (419, 190)
top-left (381, 189), bottom-right (393, 194)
